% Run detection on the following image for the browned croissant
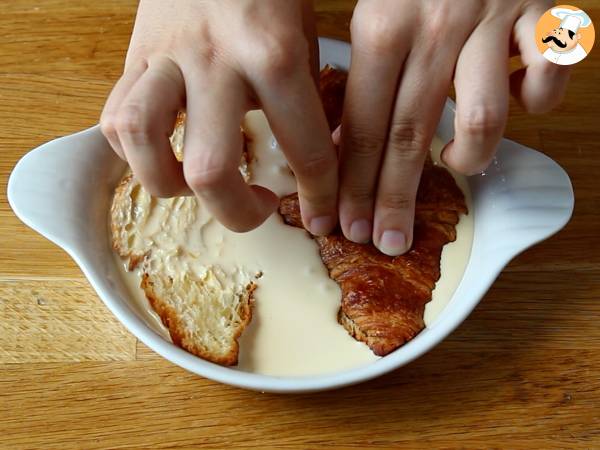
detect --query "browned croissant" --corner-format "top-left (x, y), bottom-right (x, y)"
top-left (279, 67), bottom-right (468, 356)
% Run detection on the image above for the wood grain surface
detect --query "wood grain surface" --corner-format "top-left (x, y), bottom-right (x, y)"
top-left (1, 1), bottom-right (599, 448)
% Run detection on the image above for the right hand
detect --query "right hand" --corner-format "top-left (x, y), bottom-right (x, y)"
top-left (101, 0), bottom-right (338, 235)
top-left (335, 0), bottom-right (569, 256)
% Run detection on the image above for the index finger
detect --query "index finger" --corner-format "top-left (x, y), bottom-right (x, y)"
top-left (254, 65), bottom-right (338, 236)
top-left (182, 66), bottom-right (279, 232)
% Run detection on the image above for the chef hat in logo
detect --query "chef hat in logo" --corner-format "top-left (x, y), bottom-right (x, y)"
top-left (551, 7), bottom-right (592, 33)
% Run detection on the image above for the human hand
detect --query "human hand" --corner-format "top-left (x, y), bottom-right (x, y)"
top-left (101, 0), bottom-right (337, 235)
top-left (339, 0), bottom-right (570, 255)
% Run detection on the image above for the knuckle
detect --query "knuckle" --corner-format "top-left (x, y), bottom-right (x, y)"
top-left (100, 112), bottom-right (117, 140)
top-left (344, 125), bottom-right (386, 159)
top-left (424, 0), bottom-right (474, 34)
top-left (458, 106), bottom-right (506, 137)
top-left (115, 105), bottom-right (151, 143)
top-left (379, 191), bottom-right (413, 211)
top-left (183, 162), bottom-right (230, 191)
top-left (251, 32), bottom-right (304, 80)
top-left (420, 21), bottom-right (448, 58)
top-left (423, 7), bottom-right (450, 37)
top-left (295, 154), bottom-right (336, 180)
top-left (351, 12), bottom-right (400, 55)
top-left (388, 121), bottom-right (429, 158)
top-left (418, 2), bottom-right (474, 58)
top-left (343, 185), bottom-right (375, 206)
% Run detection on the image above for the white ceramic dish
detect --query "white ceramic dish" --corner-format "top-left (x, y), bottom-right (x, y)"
top-left (7, 38), bottom-right (574, 393)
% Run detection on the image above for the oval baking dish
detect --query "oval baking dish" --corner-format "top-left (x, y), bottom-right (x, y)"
top-left (7, 38), bottom-right (574, 393)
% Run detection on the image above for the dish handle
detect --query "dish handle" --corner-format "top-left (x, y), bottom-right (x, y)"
top-left (470, 138), bottom-right (574, 268)
top-left (7, 126), bottom-right (125, 260)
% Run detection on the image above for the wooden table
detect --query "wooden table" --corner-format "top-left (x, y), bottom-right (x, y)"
top-left (1, 1), bottom-right (599, 448)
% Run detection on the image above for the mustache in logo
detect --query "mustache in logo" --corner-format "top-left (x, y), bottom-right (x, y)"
top-left (542, 35), bottom-right (567, 48)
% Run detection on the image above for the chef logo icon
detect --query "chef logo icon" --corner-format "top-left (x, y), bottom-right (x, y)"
top-left (536, 5), bottom-right (595, 65)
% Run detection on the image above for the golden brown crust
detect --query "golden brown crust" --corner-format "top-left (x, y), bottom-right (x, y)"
top-left (140, 274), bottom-right (255, 366)
top-left (110, 172), bottom-right (148, 270)
top-left (279, 67), bottom-right (468, 356)
top-left (110, 109), bottom-right (258, 366)
top-left (279, 164), bottom-right (466, 356)
top-left (319, 65), bottom-right (347, 131)
top-left (171, 111), bottom-right (186, 162)
top-left (110, 172), bottom-right (132, 257)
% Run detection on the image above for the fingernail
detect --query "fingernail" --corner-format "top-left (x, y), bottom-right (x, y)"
top-left (178, 186), bottom-right (195, 197)
top-left (349, 219), bottom-right (372, 243)
top-left (309, 216), bottom-right (335, 236)
top-left (332, 125), bottom-right (341, 146)
top-left (379, 230), bottom-right (407, 256)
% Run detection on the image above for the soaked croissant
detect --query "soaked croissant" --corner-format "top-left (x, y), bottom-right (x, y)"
top-left (279, 67), bottom-right (468, 356)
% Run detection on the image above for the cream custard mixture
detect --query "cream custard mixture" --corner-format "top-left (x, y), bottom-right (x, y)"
top-left (113, 111), bottom-right (473, 376)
